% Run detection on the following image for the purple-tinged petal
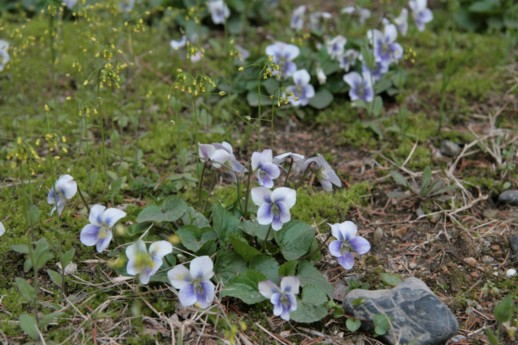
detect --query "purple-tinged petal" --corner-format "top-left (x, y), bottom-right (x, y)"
top-left (102, 208), bottom-right (126, 228)
top-left (338, 252), bottom-right (355, 270)
top-left (343, 72), bottom-right (362, 88)
top-left (329, 223), bottom-right (343, 241)
top-left (168, 264), bottom-right (192, 289)
top-left (349, 236), bottom-right (371, 255)
top-left (189, 256), bottom-right (214, 280)
top-left (277, 201), bottom-right (291, 224)
top-left (340, 221), bottom-right (358, 240)
top-left (271, 293), bottom-right (283, 316)
top-left (271, 187), bottom-right (296, 208)
top-left (384, 24), bottom-right (398, 43)
top-left (126, 259), bottom-right (139, 275)
top-left (257, 204), bottom-right (274, 226)
top-left (258, 280), bottom-right (280, 298)
top-left (271, 215), bottom-right (283, 231)
top-left (89, 204), bottom-right (106, 226)
top-left (198, 143), bottom-right (215, 161)
top-left (47, 187), bottom-right (57, 205)
top-left (284, 61), bottom-right (297, 78)
top-left (139, 268), bottom-right (153, 285)
top-left (196, 281), bottom-right (215, 308)
top-left (95, 230), bottom-right (113, 253)
top-left (0, 222), bottom-right (4, 236)
top-left (80, 224), bottom-right (101, 246)
top-left (55, 174), bottom-right (77, 199)
top-left (257, 173), bottom-right (274, 188)
top-left (280, 276), bottom-right (300, 295)
top-left (251, 151), bottom-right (261, 171)
top-left (328, 240), bottom-right (343, 257)
top-left (292, 69), bottom-right (311, 86)
top-left (150, 240), bottom-right (173, 259)
top-left (320, 179), bottom-right (333, 192)
top-left (251, 187), bottom-right (271, 206)
top-left (261, 163), bottom-right (280, 179)
top-left (56, 200), bottom-right (67, 216)
top-left (179, 283), bottom-right (198, 307)
top-left (211, 149), bottom-right (232, 167)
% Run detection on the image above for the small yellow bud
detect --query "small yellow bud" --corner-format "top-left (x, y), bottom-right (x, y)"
top-left (238, 66), bottom-right (244, 71)
top-left (219, 91), bottom-right (226, 96)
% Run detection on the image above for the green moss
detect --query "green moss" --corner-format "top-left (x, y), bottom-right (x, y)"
top-left (386, 141), bottom-right (432, 170)
top-left (291, 182), bottom-right (370, 227)
top-left (339, 121), bottom-right (378, 149)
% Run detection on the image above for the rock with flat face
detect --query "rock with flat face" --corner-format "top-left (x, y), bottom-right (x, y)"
top-left (343, 277), bottom-right (458, 345)
top-left (499, 190), bottom-right (518, 206)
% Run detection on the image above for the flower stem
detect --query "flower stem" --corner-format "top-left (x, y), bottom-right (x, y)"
top-left (305, 231), bottom-right (333, 260)
top-left (197, 162), bottom-right (207, 208)
top-left (76, 184), bottom-right (90, 214)
top-left (283, 159), bottom-right (294, 186)
top-left (262, 225), bottom-right (272, 252)
top-left (243, 165), bottom-right (253, 216)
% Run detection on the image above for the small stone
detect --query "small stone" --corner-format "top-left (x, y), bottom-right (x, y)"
top-left (509, 235), bottom-right (518, 261)
top-left (409, 262), bottom-right (417, 270)
top-left (343, 277), bottom-right (459, 345)
top-left (498, 190), bottom-right (518, 206)
top-left (506, 268), bottom-right (517, 277)
top-left (463, 257), bottom-right (478, 266)
top-left (440, 140), bottom-right (461, 157)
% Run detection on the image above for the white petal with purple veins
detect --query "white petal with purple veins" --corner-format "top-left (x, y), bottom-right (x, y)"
top-left (89, 204), bottom-right (106, 226)
top-left (190, 256), bottom-right (214, 280)
top-left (343, 72), bottom-right (362, 88)
top-left (126, 240), bottom-right (147, 261)
top-left (280, 276), bottom-right (300, 294)
top-left (198, 143), bottom-right (215, 161)
top-left (329, 223), bottom-right (343, 241)
top-left (272, 187), bottom-right (296, 208)
top-left (197, 281), bottom-right (215, 308)
top-left (251, 187), bottom-right (271, 206)
top-left (96, 230), bottom-right (113, 253)
top-left (179, 284), bottom-right (198, 306)
top-left (168, 264), bottom-right (192, 289)
top-left (384, 24), bottom-right (398, 43)
top-left (293, 69), bottom-right (311, 86)
top-left (258, 280), bottom-right (279, 298)
top-left (257, 204), bottom-right (274, 225)
top-left (102, 208), bottom-right (126, 227)
top-left (56, 175), bottom-right (77, 199)
top-left (150, 241), bottom-right (173, 259)
top-left (338, 252), bottom-right (355, 269)
top-left (339, 221), bottom-right (358, 240)
top-left (328, 239), bottom-right (343, 257)
top-left (349, 236), bottom-right (371, 255)
top-left (271, 215), bottom-right (283, 231)
top-left (80, 224), bottom-right (101, 246)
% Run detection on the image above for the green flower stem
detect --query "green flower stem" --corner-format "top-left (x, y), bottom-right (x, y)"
top-left (284, 158), bottom-right (294, 186)
top-left (76, 184), bottom-right (90, 214)
top-left (262, 225), bottom-right (273, 253)
top-left (243, 165), bottom-right (253, 216)
top-left (197, 162), bottom-right (207, 208)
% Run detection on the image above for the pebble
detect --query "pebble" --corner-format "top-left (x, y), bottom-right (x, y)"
top-left (509, 235), bottom-right (518, 262)
top-left (343, 277), bottom-right (459, 345)
top-left (440, 140), bottom-right (461, 157)
top-left (409, 262), bottom-right (417, 270)
top-left (498, 190), bottom-right (518, 206)
top-left (506, 268), bottom-right (517, 277)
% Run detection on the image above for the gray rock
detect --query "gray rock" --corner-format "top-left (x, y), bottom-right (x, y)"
top-left (498, 190), bottom-right (518, 206)
top-left (440, 140), bottom-right (461, 157)
top-left (509, 235), bottom-right (518, 262)
top-left (343, 277), bottom-right (458, 345)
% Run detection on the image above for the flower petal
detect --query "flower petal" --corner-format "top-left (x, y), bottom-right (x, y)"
top-left (251, 187), bottom-right (271, 206)
top-left (384, 24), bottom-right (398, 43)
top-left (271, 187), bottom-right (296, 209)
top-left (338, 252), bottom-right (355, 270)
top-left (196, 281), bottom-right (215, 308)
top-left (126, 259), bottom-right (140, 276)
top-left (179, 283), bottom-right (198, 307)
top-left (96, 230), bottom-right (113, 253)
top-left (0, 222), bottom-right (4, 236)
top-left (258, 280), bottom-right (279, 298)
top-left (340, 221), bottom-right (358, 240)
top-left (168, 264), bottom-right (193, 289)
top-left (125, 240), bottom-right (147, 261)
top-left (329, 223), bottom-right (343, 241)
top-left (80, 224), bottom-right (101, 246)
top-left (271, 215), bottom-right (283, 231)
top-left (150, 240), bottom-right (173, 259)
top-left (102, 208), bottom-right (126, 228)
top-left (343, 72), bottom-right (361, 88)
top-left (293, 69), bottom-right (310, 85)
top-left (139, 268), bottom-right (153, 285)
top-left (211, 149), bottom-right (232, 167)
top-left (198, 143), bottom-right (215, 161)
top-left (328, 240), bottom-right (343, 257)
top-left (89, 205), bottom-right (106, 226)
top-left (349, 236), bottom-right (371, 255)
top-left (56, 175), bottom-right (78, 199)
top-left (261, 163), bottom-right (280, 179)
top-left (280, 276), bottom-right (300, 295)
top-left (257, 204), bottom-right (274, 226)
top-left (189, 256), bottom-right (214, 280)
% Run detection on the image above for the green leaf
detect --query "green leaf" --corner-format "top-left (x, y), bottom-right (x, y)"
top-left (301, 285), bottom-right (328, 306)
top-left (390, 171), bottom-right (408, 187)
top-left (60, 248), bottom-right (75, 267)
top-left (262, 78), bottom-right (280, 95)
top-left (469, 0), bottom-right (501, 13)
top-left (10, 244), bottom-right (29, 254)
top-left (485, 329), bottom-right (499, 345)
top-left (182, 206), bottom-right (210, 228)
top-left (419, 166), bottom-right (432, 197)
top-left (372, 96), bottom-right (383, 116)
top-left (212, 205), bottom-right (240, 242)
top-left (136, 196), bottom-right (187, 223)
top-left (278, 261), bottom-right (298, 277)
top-left (229, 234), bottom-right (262, 263)
top-left (290, 301), bottom-right (328, 323)
top-left (274, 220), bottom-right (315, 260)
top-left (346, 317), bottom-right (362, 332)
top-left (309, 88), bottom-right (334, 109)
top-left (494, 294), bottom-right (514, 323)
top-left (25, 204), bottom-right (40, 227)
top-left (16, 278), bottom-right (36, 301)
top-left (32, 239), bottom-right (54, 272)
top-left (177, 226), bottom-right (217, 252)
top-left (19, 314), bottom-right (39, 339)
top-left (241, 220), bottom-right (270, 239)
top-left (39, 311), bottom-right (63, 330)
top-left (373, 313), bottom-right (391, 335)
top-left (215, 251), bottom-right (247, 283)
top-left (381, 273), bottom-right (402, 287)
top-left (127, 222), bottom-right (151, 237)
top-left (47, 269), bottom-right (63, 288)
top-left (297, 261), bottom-right (333, 298)
top-left (220, 270), bottom-right (267, 304)
top-left (250, 255), bottom-right (279, 282)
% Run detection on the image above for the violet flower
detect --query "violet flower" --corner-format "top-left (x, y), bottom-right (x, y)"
top-left (303, 154), bottom-right (342, 191)
top-left (0, 40), bottom-right (8, 72)
top-left (362, 60), bottom-right (389, 82)
top-left (326, 35), bottom-right (347, 61)
top-left (208, 0), bottom-right (230, 25)
top-left (47, 174), bottom-right (77, 216)
top-left (286, 69), bottom-right (315, 107)
top-left (80, 205), bottom-right (126, 253)
top-left (168, 256), bottom-right (215, 308)
top-left (62, 0), bottom-right (77, 9)
top-left (409, 0), bottom-right (433, 32)
top-left (309, 11), bottom-right (332, 32)
top-left (290, 5), bottom-right (306, 31)
top-left (367, 24), bottom-right (403, 65)
top-left (0, 222), bottom-right (5, 237)
top-left (126, 240), bottom-right (173, 284)
top-left (328, 221), bottom-right (370, 269)
top-left (339, 49), bottom-right (359, 72)
top-left (251, 149), bottom-right (281, 188)
top-left (251, 187), bottom-right (296, 231)
top-left (343, 72), bottom-right (374, 103)
top-left (265, 42), bottom-right (300, 79)
top-left (258, 276), bottom-right (300, 321)
top-left (393, 8), bottom-right (409, 36)
top-left (199, 142), bottom-right (246, 175)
